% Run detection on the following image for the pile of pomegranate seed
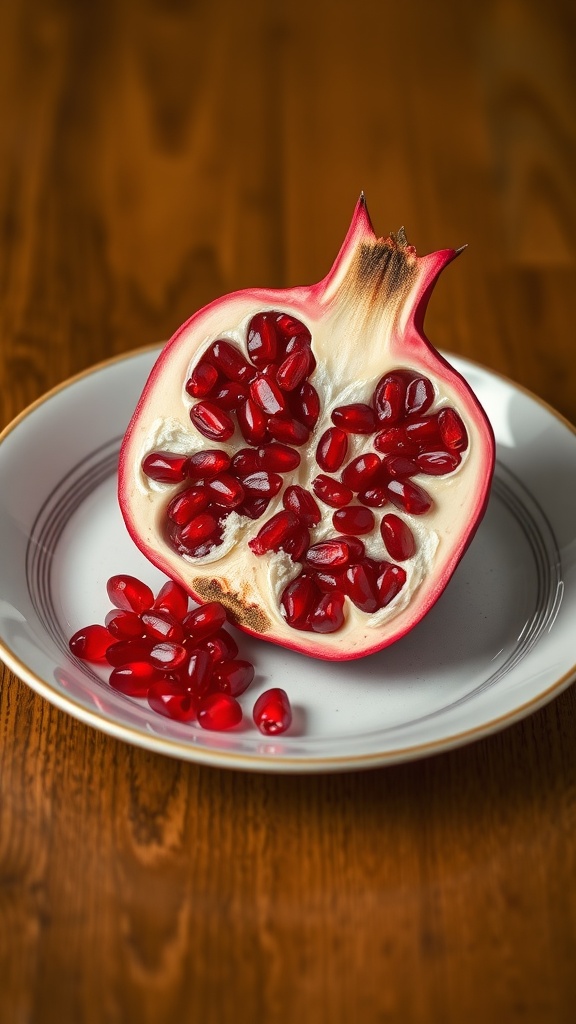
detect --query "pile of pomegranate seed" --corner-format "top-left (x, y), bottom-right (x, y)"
top-left (68, 573), bottom-right (292, 734)
top-left (141, 313), bottom-right (468, 636)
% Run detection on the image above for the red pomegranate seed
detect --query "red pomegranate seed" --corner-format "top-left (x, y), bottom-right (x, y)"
top-left (107, 575), bottom-right (154, 614)
top-left (332, 505), bottom-right (375, 535)
top-left (184, 648), bottom-right (213, 695)
top-left (373, 427), bottom-right (418, 456)
top-left (257, 442), bottom-right (301, 472)
top-left (386, 479), bottom-right (432, 515)
top-left (341, 453), bottom-right (381, 491)
top-left (213, 659), bottom-right (255, 697)
top-left (183, 602), bottom-right (227, 640)
top-left (141, 610), bottom-right (185, 643)
top-left (373, 372), bottom-right (407, 424)
top-left (190, 401), bottom-right (235, 442)
top-left (253, 688), bottom-right (292, 735)
top-left (188, 449), bottom-right (231, 479)
top-left (358, 486), bottom-right (389, 508)
top-left (344, 561), bottom-right (379, 613)
top-left (69, 624), bottom-right (113, 662)
top-left (185, 361), bottom-right (219, 398)
top-left (283, 485), bottom-right (321, 527)
top-left (384, 455), bottom-right (419, 478)
top-left (211, 381), bottom-right (249, 411)
top-left (312, 474), bottom-right (354, 508)
top-left (290, 382), bottom-right (320, 428)
top-left (316, 427), bottom-right (348, 472)
top-left (250, 374), bottom-right (287, 415)
top-left (281, 524), bottom-right (309, 560)
top-left (147, 681), bottom-right (197, 722)
top-left (207, 473), bottom-right (245, 508)
top-left (336, 535), bottom-right (366, 560)
top-left (105, 609), bottom-right (146, 640)
top-left (152, 580), bottom-right (189, 620)
top-left (149, 642), bottom-right (188, 670)
top-left (237, 496), bottom-right (270, 520)
top-left (310, 591), bottom-right (346, 633)
top-left (167, 486), bottom-right (209, 524)
top-left (306, 540), bottom-right (351, 569)
top-left (416, 450), bottom-right (461, 474)
top-left (381, 514), bottom-right (416, 560)
top-left (180, 511), bottom-right (220, 546)
top-left (438, 407), bottom-right (469, 451)
top-left (237, 397), bottom-right (268, 444)
top-left (280, 573), bottom-right (319, 627)
top-left (331, 403), bottom-right (376, 434)
top-left (197, 692), bottom-right (243, 730)
top-left (405, 375), bottom-right (434, 416)
top-left (404, 415), bottom-right (441, 446)
top-left (268, 415), bottom-right (309, 446)
top-left (141, 452), bottom-right (189, 483)
top-left (209, 339), bottom-right (254, 383)
top-left (109, 661), bottom-right (165, 697)
top-left (241, 471), bottom-right (283, 498)
top-left (275, 313), bottom-right (311, 344)
top-left (376, 563), bottom-right (407, 607)
top-left (315, 567), bottom-right (345, 593)
top-left (105, 638), bottom-right (153, 667)
top-left (232, 448), bottom-right (261, 476)
top-left (247, 312), bottom-right (279, 366)
top-left (276, 350), bottom-right (309, 391)
top-left (199, 629), bottom-right (239, 663)
top-left (249, 510), bottom-right (299, 555)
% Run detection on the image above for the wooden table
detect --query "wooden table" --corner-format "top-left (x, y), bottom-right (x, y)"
top-left (1, 1), bottom-right (575, 1021)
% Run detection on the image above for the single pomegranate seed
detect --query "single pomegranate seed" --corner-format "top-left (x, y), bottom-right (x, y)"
top-left (105, 638), bottom-right (154, 667)
top-left (373, 427), bottom-right (418, 456)
top-left (209, 339), bottom-right (254, 383)
top-left (237, 496), bottom-right (270, 519)
top-left (247, 312), bottom-right (279, 366)
top-left (381, 514), bottom-right (416, 560)
top-left (416, 450), bottom-right (461, 474)
top-left (405, 375), bottom-right (434, 416)
top-left (213, 659), bottom-right (255, 697)
top-left (141, 452), bottom-right (189, 483)
top-left (438, 407), bottom-right (469, 451)
top-left (275, 313), bottom-right (311, 344)
top-left (344, 561), bottom-right (380, 613)
top-left (207, 473), bottom-right (245, 508)
top-left (332, 506), bottom-right (375, 536)
top-left (384, 455), bottom-right (419, 478)
top-left (184, 648), bottom-right (213, 695)
top-left (167, 486), bottom-right (209, 524)
top-left (190, 402), bottom-right (235, 442)
top-left (253, 688), bottom-right (292, 735)
top-left (336, 535), bottom-right (366, 560)
top-left (241, 470), bottom-right (283, 498)
top-left (341, 453), bottom-right (381, 491)
top-left (310, 591), bottom-right (346, 633)
top-left (331, 403), bottom-right (376, 434)
top-left (316, 427), bottom-right (348, 472)
top-left (276, 350), bottom-right (309, 391)
top-left (386, 479), bottom-right (432, 515)
top-left (250, 374), bottom-right (287, 415)
top-left (373, 371), bottom-right (408, 424)
top-left (141, 610), bottom-right (185, 643)
top-left (315, 567), bottom-right (345, 593)
top-left (292, 382), bottom-right (320, 428)
top-left (180, 511), bottom-right (220, 546)
top-left (312, 474), bottom-right (354, 508)
top-left (306, 540), bottom-right (351, 569)
top-left (267, 415), bottom-right (309, 446)
top-left (107, 575), bottom-right (154, 614)
top-left (211, 381), bottom-right (249, 411)
top-left (148, 681), bottom-right (197, 722)
top-left (69, 624), bottom-right (113, 662)
top-left (232, 448), bottom-right (261, 477)
top-left (283, 485), bottom-right (321, 527)
top-left (187, 449), bottom-right (231, 479)
top-left (109, 661), bottom-right (164, 697)
top-left (404, 415), bottom-right (441, 446)
top-left (237, 397), bottom-right (268, 444)
top-left (183, 602), bottom-right (227, 640)
top-left (249, 510), bottom-right (299, 555)
top-left (149, 642), bottom-right (188, 670)
top-left (185, 360), bottom-right (219, 398)
top-left (280, 573), bottom-right (318, 628)
top-left (257, 442), bottom-right (301, 472)
top-left (358, 486), bottom-right (389, 508)
top-left (105, 609), bottom-right (146, 640)
top-left (281, 524), bottom-right (310, 560)
top-left (152, 580), bottom-right (189, 620)
top-left (197, 692), bottom-right (243, 730)
top-left (199, 629), bottom-right (239, 663)
top-left (376, 563), bottom-right (407, 607)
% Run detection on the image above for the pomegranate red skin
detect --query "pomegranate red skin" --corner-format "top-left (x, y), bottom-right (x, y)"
top-left (119, 196), bottom-right (495, 661)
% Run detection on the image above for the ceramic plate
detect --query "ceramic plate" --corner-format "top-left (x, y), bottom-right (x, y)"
top-left (0, 348), bottom-right (574, 772)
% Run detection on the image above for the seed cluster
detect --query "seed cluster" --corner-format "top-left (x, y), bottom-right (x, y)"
top-left (141, 311), bottom-right (468, 635)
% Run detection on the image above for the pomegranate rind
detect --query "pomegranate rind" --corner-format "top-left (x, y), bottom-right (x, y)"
top-left (119, 197), bottom-right (495, 661)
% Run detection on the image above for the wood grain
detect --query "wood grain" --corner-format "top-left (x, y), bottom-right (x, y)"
top-left (1, 1), bottom-right (576, 1022)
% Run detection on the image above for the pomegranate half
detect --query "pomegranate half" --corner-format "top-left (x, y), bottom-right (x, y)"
top-left (119, 197), bottom-right (495, 660)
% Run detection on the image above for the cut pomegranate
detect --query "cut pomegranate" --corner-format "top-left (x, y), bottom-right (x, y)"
top-left (120, 196), bottom-right (495, 660)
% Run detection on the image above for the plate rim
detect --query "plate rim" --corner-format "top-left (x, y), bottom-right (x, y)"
top-left (1, 347), bottom-right (575, 772)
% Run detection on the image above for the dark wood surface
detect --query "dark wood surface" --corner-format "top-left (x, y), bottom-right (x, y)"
top-left (1, 1), bottom-right (576, 1021)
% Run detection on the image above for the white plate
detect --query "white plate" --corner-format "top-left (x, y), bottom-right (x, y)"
top-left (0, 348), bottom-right (574, 772)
